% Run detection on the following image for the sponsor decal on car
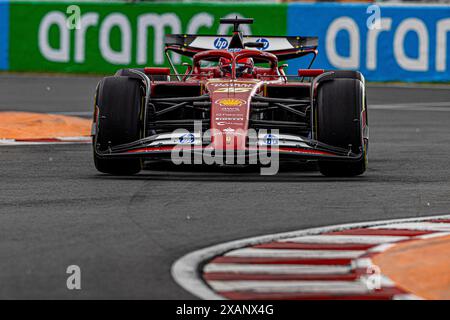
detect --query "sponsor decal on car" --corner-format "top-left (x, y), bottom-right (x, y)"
top-left (255, 38), bottom-right (269, 50)
top-left (210, 82), bottom-right (254, 87)
top-left (219, 107), bottom-right (240, 112)
top-left (216, 98), bottom-right (246, 107)
top-left (214, 37), bottom-right (228, 49)
top-left (214, 87), bottom-right (252, 93)
top-left (215, 117), bottom-right (244, 121)
top-left (178, 133), bottom-right (195, 144)
top-left (263, 134), bottom-right (279, 145)
top-left (171, 122), bottom-right (281, 175)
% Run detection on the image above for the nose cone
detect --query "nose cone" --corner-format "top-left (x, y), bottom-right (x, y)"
top-left (206, 80), bottom-right (261, 150)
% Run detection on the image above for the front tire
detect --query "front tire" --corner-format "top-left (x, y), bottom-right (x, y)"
top-left (316, 72), bottom-right (368, 177)
top-left (93, 76), bottom-right (143, 175)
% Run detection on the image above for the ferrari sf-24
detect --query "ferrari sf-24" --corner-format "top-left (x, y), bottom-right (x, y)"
top-left (92, 17), bottom-right (368, 176)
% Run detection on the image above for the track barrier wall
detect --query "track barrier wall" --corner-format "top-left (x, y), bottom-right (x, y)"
top-left (0, 1), bottom-right (449, 82)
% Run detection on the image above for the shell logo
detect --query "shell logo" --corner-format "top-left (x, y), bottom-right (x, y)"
top-left (216, 98), bottom-right (246, 107)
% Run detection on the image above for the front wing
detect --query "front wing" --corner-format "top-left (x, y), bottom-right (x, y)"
top-left (93, 132), bottom-right (363, 163)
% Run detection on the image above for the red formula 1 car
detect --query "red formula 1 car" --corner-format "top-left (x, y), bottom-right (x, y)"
top-left (92, 18), bottom-right (368, 176)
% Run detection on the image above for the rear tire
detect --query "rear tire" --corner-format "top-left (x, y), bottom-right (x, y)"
top-left (316, 72), bottom-right (367, 177)
top-left (93, 76), bottom-right (143, 175)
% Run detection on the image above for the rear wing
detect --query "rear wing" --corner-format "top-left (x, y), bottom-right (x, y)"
top-left (165, 35), bottom-right (318, 61)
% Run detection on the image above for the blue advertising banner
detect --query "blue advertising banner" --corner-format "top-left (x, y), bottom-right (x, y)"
top-left (0, 0), bottom-right (9, 70)
top-left (287, 3), bottom-right (450, 82)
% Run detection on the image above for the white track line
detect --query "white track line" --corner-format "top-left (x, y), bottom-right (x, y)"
top-left (225, 248), bottom-right (364, 259)
top-left (50, 111), bottom-right (93, 117)
top-left (279, 235), bottom-right (409, 244)
top-left (368, 83), bottom-right (450, 90)
top-left (56, 136), bottom-right (91, 141)
top-left (370, 102), bottom-right (450, 112)
top-left (172, 214), bottom-right (450, 300)
top-left (204, 263), bottom-right (351, 275)
top-left (371, 222), bottom-right (450, 232)
top-left (0, 137), bottom-right (91, 146)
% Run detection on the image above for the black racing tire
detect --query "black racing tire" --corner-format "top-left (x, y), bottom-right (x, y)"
top-left (93, 76), bottom-right (143, 175)
top-left (316, 72), bottom-right (367, 177)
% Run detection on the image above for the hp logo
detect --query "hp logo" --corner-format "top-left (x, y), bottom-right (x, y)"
top-left (214, 37), bottom-right (229, 49)
top-left (256, 38), bottom-right (269, 50)
top-left (263, 134), bottom-right (279, 145)
top-left (179, 133), bottom-right (195, 144)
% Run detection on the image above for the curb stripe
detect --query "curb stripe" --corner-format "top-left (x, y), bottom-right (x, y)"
top-left (429, 219), bottom-right (450, 223)
top-left (203, 273), bottom-right (360, 281)
top-left (371, 222), bottom-right (450, 231)
top-left (278, 235), bottom-right (409, 244)
top-left (220, 287), bottom-right (406, 300)
top-left (211, 257), bottom-right (353, 265)
top-left (204, 264), bottom-right (352, 275)
top-left (326, 228), bottom-right (433, 237)
top-left (208, 280), bottom-right (374, 294)
top-left (254, 242), bottom-right (375, 250)
top-left (172, 214), bottom-right (450, 300)
top-left (224, 248), bottom-right (365, 259)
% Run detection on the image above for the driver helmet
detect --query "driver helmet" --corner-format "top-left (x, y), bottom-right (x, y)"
top-left (219, 57), bottom-right (254, 77)
top-left (235, 58), bottom-right (254, 77)
top-left (219, 57), bottom-right (232, 76)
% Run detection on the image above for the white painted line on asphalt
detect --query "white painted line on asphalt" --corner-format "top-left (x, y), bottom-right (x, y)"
top-left (56, 136), bottom-right (91, 141)
top-left (279, 235), bottom-right (409, 244)
top-left (368, 83), bottom-right (450, 90)
top-left (0, 140), bottom-right (90, 146)
top-left (371, 222), bottom-right (450, 232)
top-left (204, 263), bottom-right (351, 275)
top-left (208, 280), bottom-right (370, 294)
top-left (370, 101), bottom-right (450, 112)
top-left (225, 248), bottom-right (364, 259)
top-left (172, 214), bottom-right (450, 300)
top-left (50, 111), bottom-right (93, 117)
top-left (0, 136), bottom-right (91, 146)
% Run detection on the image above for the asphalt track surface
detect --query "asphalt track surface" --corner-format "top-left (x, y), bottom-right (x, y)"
top-left (0, 74), bottom-right (449, 299)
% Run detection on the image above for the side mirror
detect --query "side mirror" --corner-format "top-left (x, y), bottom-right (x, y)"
top-left (143, 67), bottom-right (170, 75)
